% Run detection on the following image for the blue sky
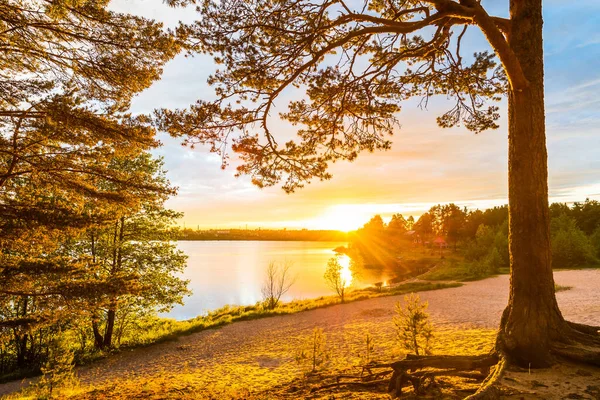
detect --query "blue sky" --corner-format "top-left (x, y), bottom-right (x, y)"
top-left (112, 0), bottom-right (600, 230)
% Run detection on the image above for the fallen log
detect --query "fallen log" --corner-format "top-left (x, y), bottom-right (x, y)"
top-left (388, 354), bottom-right (498, 398)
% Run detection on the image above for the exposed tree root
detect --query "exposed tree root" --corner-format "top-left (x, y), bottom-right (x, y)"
top-left (311, 363), bottom-right (393, 393)
top-left (463, 353), bottom-right (507, 400)
top-left (550, 320), bottom-right (600, 367)
top-left (567, 321), bottom-right (600, 336)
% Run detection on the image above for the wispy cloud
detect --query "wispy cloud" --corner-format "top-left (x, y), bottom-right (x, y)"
top-left (114, 0), bottom-right (600, 228)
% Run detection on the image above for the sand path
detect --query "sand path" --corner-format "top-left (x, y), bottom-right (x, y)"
top-left (1, 269), bottom-right (599, 397)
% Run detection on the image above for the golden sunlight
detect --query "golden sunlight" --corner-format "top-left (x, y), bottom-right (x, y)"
top-left (315, 206), bottom-right (371, 232)
top-left (337, 254), bottom-right (353, 288)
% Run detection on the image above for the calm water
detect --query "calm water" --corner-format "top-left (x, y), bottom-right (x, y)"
top-left (165, 241), bottom-right (388, 320)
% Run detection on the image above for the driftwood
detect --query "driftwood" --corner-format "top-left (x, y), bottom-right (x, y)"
top-left (311, 362), bottom-right (394, 393)
top-left (311, 379), bottom-right (390, 392)
top-left (387, 354), bottom-right (499, 398)
top-left (313, 355), bottom-right (497, 397)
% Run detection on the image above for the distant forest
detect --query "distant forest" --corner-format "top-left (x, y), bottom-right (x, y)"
top-left (178, 228), bottom-right (348, 242)
top-left (347, 199), bottom-right (600, 275)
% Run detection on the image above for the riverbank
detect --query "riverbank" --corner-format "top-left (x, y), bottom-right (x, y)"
top-left (2, 269), bottom-right (599, 399)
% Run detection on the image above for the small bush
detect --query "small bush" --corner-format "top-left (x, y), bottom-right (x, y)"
top-left (554, 283), bottom-right (573, 292)
top-left (393, 293), bottom-right (434, 356)
top-left (359, 333), bottom-right (375, 365)
top-left (295, 328), bottom-right (330, 373)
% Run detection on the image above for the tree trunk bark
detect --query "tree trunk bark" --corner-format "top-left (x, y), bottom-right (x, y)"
top-left (103, 307), bottom-right (116, 348)
top-left (92, 314), bottom-right (104, 349)
top-left (500, 0), bottom-right (565, 367)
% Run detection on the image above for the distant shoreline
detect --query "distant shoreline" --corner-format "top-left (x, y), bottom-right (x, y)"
top-left (177, 229), bottom-right (350, 242)
top-left (176, 238), bottom-right (348, 242)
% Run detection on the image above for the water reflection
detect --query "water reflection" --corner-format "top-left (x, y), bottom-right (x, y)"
top-left (165, 241), bottom-right (352, 320)
top-left (336, 254), bottom-right (353, 288)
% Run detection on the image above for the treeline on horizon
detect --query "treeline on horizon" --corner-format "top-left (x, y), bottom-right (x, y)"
top-left (178, 228), bottom-right (348, 241)
top-left (348, 199), bottom-right (600, 277)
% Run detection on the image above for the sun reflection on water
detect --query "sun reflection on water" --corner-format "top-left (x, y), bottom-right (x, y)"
top-left (337, 254), bottom-right (353, 288)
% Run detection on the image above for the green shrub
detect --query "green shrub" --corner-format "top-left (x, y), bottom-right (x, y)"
top-left (393, 294), bottom-right (434, 356)
top-left (551, 215), bottom-right (597, 268)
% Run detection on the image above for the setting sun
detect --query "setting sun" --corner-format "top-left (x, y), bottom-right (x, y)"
top-left (313, 205), bottom-right (371, 232)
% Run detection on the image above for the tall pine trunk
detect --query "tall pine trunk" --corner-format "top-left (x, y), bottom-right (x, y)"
top-left (500, 0), bottom-right (565, 367)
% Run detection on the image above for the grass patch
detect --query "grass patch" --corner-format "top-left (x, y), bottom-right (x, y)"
top-left (419, 259), bottom-right (487, 282)
top-left (554, 283), bottom-right (573, 292)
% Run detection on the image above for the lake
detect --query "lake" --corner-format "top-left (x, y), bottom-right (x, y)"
top-left (165, 241), bottom-right (390, 320)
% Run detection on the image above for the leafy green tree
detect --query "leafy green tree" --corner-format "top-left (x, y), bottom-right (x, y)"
top-left (590, 228), bottom-right (600, 260)
top-left (464, 221), bottom-right (509, 276)
top-left (413, 212), bottom-right (434, 243)
top-left (549, 202), bottom-right (572, 220)
top-left (406, 216), bottom-right (415, 231)
top-left (550, 215), bottom-right (596, 269)
top-left (353, 215), bottom-right (395, 266)
top-left (362, 215), bottom-right (386, 235)
top-left (0, 0), bottom-right (182, 235)
top-left (0, 0), bottom-right (184, 339)
top-left (465, 224), bottom-right (494, 261)
top-left (163, 0), bottom-right (600, 371)
top-left (73, 155), bottom-right (190, 349)
top-left (0, 154), bottom-right (188, 374)
top-left (570, 199), bottom-right (600, 235)
top-left (428, 204), bottom-right (466, 249)
top-left (388, 214), bottom-right (408, 236)
top-left (481, 205), bottom-right (508, 228)
top-left (463, 209), bottom-right (485, 239)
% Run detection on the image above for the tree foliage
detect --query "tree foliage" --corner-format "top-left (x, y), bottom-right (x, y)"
top-left (158, 0), bottom-right (520, 192)
top-left (0, 0), bottom-right (182, 236)
top-left (0, 154), bottom-right (189, 374)
top-left (550, 214), bottom-right (597, 269)
top-left (0, 0), bottom-right (185, 368)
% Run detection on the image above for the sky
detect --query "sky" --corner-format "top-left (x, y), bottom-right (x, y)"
top-left (111, 0), bottom-right (600, 231)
